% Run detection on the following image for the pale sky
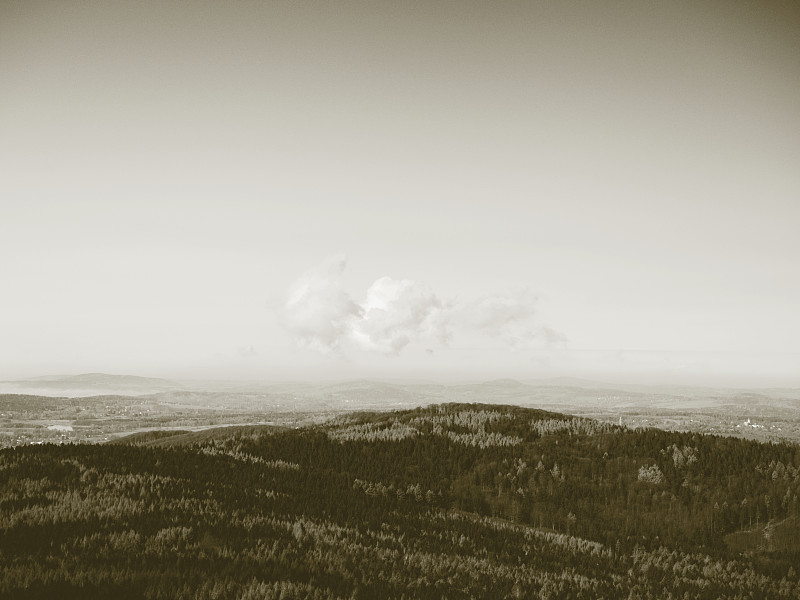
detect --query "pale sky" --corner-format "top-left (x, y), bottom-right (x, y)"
top-left (1, 0), bottom-right (799, 386)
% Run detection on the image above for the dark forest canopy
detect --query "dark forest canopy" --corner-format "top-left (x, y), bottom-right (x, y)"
top-left (1, 403), bottom-right (799, 599)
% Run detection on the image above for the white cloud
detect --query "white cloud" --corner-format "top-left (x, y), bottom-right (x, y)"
top-left (352, 277), bottom-right (450, 354)
top-left (282, 255), bottom-right (362, 354)
top-left (281, 257), bottom-right (562, 356)
top-left (455, 289), bottom-right (566, 349)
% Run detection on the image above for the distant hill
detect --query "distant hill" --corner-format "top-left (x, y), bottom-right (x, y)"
top-left (0, 372), bottom-right (182, 397)
top-left (3, 373), bottom-right (799, 421)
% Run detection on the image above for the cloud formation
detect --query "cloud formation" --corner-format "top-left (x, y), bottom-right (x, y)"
top-left (283, 255), bottom-right (362, 354)
top-left (455, 290), bottom-right (566, 349)
top-left (281, 257), bottom-right (562, 356)
top-left (353, 277), bottom-right (450, 354)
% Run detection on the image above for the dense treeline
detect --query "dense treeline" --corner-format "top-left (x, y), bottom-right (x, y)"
top-left (0, 402), bottom-right (798, 599)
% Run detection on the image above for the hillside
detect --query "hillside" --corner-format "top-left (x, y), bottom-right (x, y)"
top-left (5, 376), bottom-right (800, 448)
top-left (1, 403), bottom-right (799, 599)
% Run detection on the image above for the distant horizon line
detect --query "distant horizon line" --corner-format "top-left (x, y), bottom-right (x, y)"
top-left (2, 370), bottom-right (798, 392)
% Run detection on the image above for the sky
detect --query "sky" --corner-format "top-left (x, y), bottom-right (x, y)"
top-left (1, 0), bottom-right (799, 386)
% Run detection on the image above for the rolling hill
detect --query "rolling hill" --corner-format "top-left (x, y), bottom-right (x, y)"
top-left (0, 373), bottom-right (182, 397)
top-left (1, 403), bottom-right (798, 599)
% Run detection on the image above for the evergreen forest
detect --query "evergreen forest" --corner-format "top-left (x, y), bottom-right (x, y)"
top-left (1, 403), bottom-right (799, 599)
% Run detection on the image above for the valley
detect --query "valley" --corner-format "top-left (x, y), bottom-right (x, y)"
top-left (2, 375), bottom-right (799, 447)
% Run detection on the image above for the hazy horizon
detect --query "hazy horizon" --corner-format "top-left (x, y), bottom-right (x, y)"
top-left (3, 366), bottom-right (799, 394)
top-left (2, 1), bottom-right (798, 387)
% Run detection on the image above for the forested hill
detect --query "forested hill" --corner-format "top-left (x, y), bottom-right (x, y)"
top-left (1, 403), bottom-right (799, 599)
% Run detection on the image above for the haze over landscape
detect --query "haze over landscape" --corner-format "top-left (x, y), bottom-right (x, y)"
top-left (3, 4), bottom-right (800, 597)
top-left (2, 0), bottom-right (799, 387)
